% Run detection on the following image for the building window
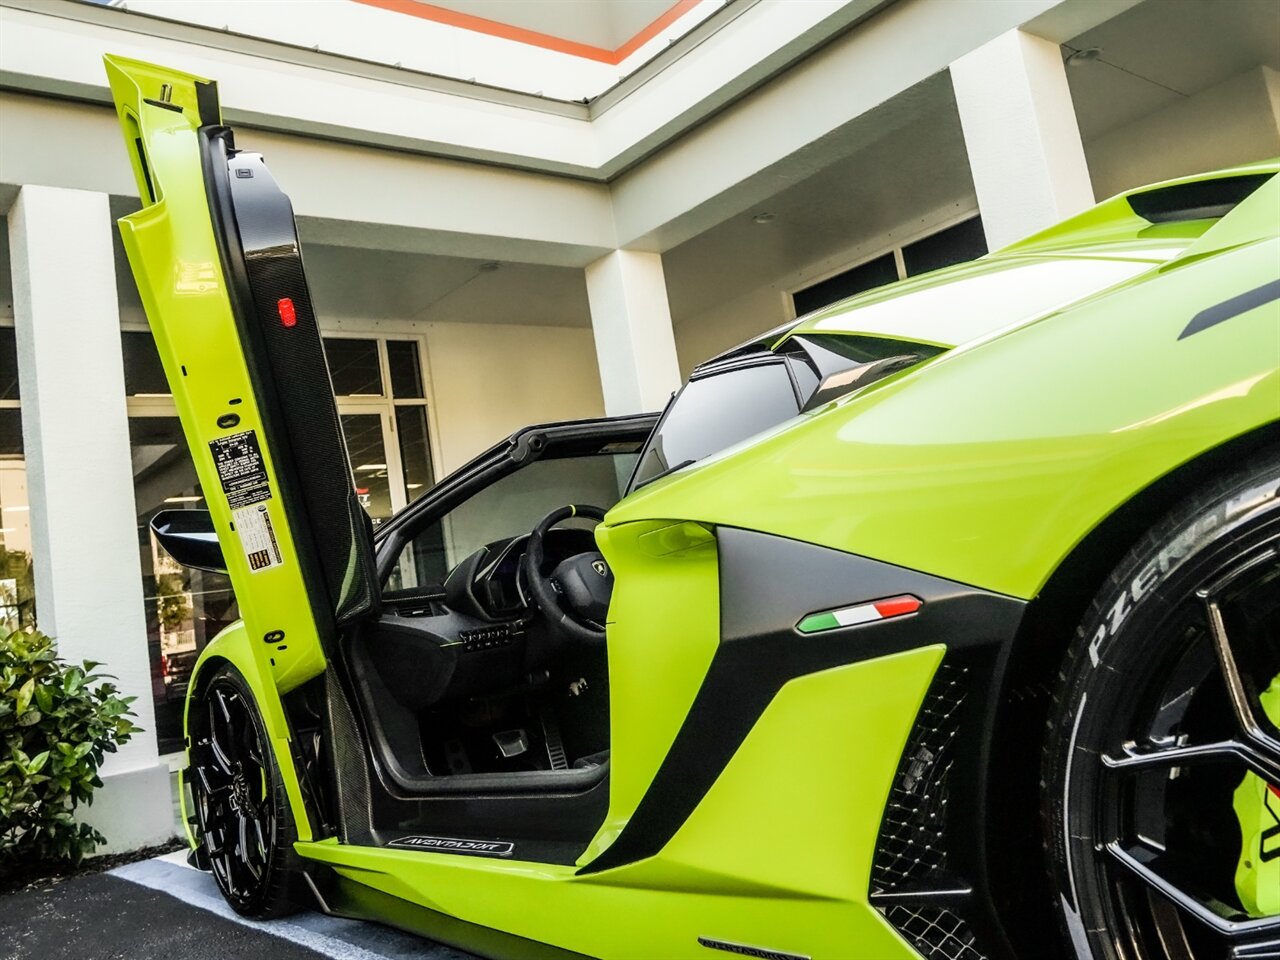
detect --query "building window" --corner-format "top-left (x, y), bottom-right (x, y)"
top-left (0, 328), bottom-right (35, 634)
top-left (127, 415), bottom-right (238, 755)
top-left (792, 253), bottom-right (898, 317)
top-left (901, 215), bottom-right (988, 277)
top-left (322, 336), bottom-right (437, 523)
top-left (125, 330), bottom-right (438, 752)
top-left (791, 216), bottom-right (988, 316)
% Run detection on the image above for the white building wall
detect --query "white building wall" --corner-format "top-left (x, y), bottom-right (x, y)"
top-left (422, 322), bottom-right (605, 473)
top-left (1085, 65), bottom-right (1280, 199)
top-left (951, 28), bottom-right (1094, 250)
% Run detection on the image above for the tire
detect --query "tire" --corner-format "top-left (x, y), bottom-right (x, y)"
top-left (1042, 448), bottom-right (1280, 960)
top-left (190, 663), bottom-right (305, 919)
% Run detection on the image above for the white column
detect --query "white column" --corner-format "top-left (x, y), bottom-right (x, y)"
top-left (584, 250), bottom-right (683, 416)
top-left (8, 185), bottom-right (175, 853)
top-left (950, 29), bottom-right (1095, 251)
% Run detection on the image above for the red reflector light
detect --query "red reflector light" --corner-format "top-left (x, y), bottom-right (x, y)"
top-left (873, 595), bottom-right (922, 619)
top-left (277, 297), bottom-right (297, 327)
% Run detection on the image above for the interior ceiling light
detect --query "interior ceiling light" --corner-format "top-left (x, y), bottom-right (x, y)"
top-left (1066, 47), bottom-right (1103, 67)
top-left (164, 496), bottom-right (203, 503)
top-left (752, 212), bottom-right (777, 224)
top-left (356, 463), bottom-right (388, 471)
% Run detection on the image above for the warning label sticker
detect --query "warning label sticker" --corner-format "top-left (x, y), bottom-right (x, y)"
top-left (233, 502), bottom-right (284, 572)
top-left (209, 431), bottom-right (271, 509)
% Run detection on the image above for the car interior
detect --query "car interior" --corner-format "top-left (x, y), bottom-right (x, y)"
top-left (347, 431), bottom-right (648, 796)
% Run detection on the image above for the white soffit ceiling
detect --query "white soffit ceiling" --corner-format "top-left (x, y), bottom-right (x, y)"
top-left (94, 0), bottom-right (728, 101)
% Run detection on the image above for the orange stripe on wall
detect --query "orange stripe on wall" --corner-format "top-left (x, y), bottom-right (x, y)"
top-left (349, 0), bottom-right (703, 65)
top-left (614, 0), bottom-right (702, 62)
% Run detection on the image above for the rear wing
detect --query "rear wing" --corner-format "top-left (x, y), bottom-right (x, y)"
top-left (105, 55), bottom-right (378, 691)
top-left (997, 160), bottom-right (1280, 258)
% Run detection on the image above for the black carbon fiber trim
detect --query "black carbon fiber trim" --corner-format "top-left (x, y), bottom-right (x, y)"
top-left (322, 667), bottom-right (377, 846)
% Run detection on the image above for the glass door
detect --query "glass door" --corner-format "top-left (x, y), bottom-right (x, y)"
top-left (338, 408), bottom-right (403, 526)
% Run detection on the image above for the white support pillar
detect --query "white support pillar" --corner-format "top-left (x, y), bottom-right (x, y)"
top-left (8, 185), bottom-right (175, 853)
top-left (584, 250), bottom-right (682, 416)
top-left (950, 28), bottom-right (1096, 251)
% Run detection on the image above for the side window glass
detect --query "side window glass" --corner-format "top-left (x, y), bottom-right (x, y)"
top-left (630, 361), bottom-right (800, 490)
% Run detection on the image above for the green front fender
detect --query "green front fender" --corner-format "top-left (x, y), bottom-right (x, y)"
top-left (179, 622), bottom-right (314, 846)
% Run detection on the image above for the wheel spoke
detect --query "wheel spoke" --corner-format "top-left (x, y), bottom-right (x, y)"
top-left (193, 754), bottom-right (233, 795)
top-left (207, 692), bottom-right (237, 776)
top-left (237, 815), bottom-right (262, 882)
top-left (1106, 842), bottom-right (1280, 941)
top-left (1202, 589), bottom-right (1280, 770)
top-left (191, 677), bottom-right (279, 908)
top-left (1103, 738), bottom-right (1280, 782)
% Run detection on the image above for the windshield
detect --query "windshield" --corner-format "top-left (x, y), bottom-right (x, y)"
top-left (629, 360), bottom-right (800, 490)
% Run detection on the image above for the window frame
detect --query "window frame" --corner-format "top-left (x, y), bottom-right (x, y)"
top-left (785, 207), bottom-right (985, 319)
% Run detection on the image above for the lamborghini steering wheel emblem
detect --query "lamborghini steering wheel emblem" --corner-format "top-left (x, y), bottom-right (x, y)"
top-left (592, 559), bottom-right (608, 577)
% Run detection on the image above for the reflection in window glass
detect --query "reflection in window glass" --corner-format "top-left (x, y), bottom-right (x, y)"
top-left (122, 331), bottom-right (171, 396)
top-left (323, 338), bottom-right (383, 396)
top-left (341, 414), bottom-right (393, 523)
top-left (396, 406), bottom-right (434, 503)
top-left (0, 408), bottom-right (35, 634)
top-left (0, 329), bottom-right (18, 401)
top-left (128, 416), bottom-right (237, 755)
top-left (387, 340), bottom-right (425, 399)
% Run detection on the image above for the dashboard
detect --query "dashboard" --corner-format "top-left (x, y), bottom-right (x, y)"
top-left (360, 528), bottom-right (600, 711)
top-left (443, 527), bottom-right (598, 622)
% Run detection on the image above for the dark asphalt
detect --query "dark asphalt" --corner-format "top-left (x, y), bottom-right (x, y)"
top-left (1, 872), bottom-right (327, 960)
top-left (0, 854), bottom-right (474, 960)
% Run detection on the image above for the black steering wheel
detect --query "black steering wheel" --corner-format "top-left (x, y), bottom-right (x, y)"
top-left (523, 505), bottom-right (611, 646)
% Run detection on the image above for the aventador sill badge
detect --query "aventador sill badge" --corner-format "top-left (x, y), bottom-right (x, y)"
top-left (698, 937), bottom-right (810, 960)
top-left (388, 835), bottom-right (514, 857)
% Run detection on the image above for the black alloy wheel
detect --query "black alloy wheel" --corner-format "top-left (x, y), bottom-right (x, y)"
top-left (1045, 450), bottom-right (1280, 960)
top-left (189, 664), bottom-right (303, 918)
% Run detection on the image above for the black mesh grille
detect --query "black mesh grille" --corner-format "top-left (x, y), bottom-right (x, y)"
top-left (881, 905), bottom-right (987, 960)
top-left (872, 662), bottom-right (967, 891)
top-left (872, 662), bottom-right (989, 960)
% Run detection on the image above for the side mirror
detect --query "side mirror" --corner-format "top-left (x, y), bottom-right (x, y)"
top-left (150, 509), bottom-right (226, 575)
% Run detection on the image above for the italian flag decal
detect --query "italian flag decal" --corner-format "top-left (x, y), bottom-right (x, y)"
top-left (796, 595), bottom-right (922, 634)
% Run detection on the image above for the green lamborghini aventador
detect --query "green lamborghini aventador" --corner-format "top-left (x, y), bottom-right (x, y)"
top-left (105, 55), bottom-right (1278, 960)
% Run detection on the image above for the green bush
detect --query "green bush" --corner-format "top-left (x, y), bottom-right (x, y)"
top-left (0, 630), bottom-right (141, 866)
